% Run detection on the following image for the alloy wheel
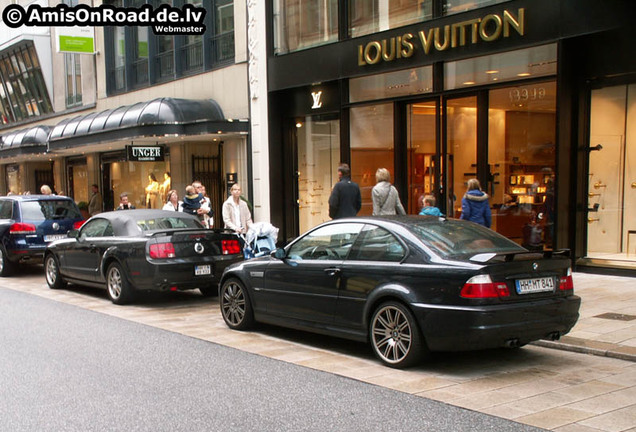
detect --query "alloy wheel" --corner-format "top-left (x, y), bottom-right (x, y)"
top-left (371, 304), bottom-right (414, 366)
top-left (221, 281), bottom-right (246, 326)
top-left (108, 266), bottom-right (123, 299)
top-left (45, 256), bottom-right (57, 285)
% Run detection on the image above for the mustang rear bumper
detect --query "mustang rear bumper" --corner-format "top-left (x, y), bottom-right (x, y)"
top-left (412, 295), bottom-right (581, 352)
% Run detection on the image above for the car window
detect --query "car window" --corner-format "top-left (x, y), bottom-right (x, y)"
top-left (409, 219), bottom-right (525, 259)
top-left (287, 223), bottom-right (363, 261)
top-left (80, 219), bottom-right (111, 238)
top-left (0, 200), bottom-right (12, 219)
top-left (348, 225), bottom-right (406, 262)
top-left (136, 216), bottom-right (203, 232)
top-left (20, 200), bottom-right (81, 221)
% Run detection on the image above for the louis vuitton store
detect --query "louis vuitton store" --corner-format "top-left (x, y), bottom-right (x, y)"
top-left (266, 0), bottom-right (636, 272)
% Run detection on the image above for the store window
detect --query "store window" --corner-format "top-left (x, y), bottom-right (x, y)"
top-left (5, 165), bottom-right (20, 195)
top-left (107, 160), bottom-right (171, 211)
top-left (488, 81), bottom-right (556, 250)
top-left (273, 0), bottom-right (338, 55)
top-left (350, 0), bottom-right (432, 38)
top-left (443, 0), bottom-right (507, 16)
top-left (445, 44), bottom-right (557, 90)
top-left (350, 103), bottom-right (394, 216)
top-left (349, 66), bottom-right (433, 103)
top-left (69, 163), bottom-right (88, 204)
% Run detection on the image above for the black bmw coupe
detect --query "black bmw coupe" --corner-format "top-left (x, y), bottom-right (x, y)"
top-left (45, 209), bottom-right (243, 304)
top-left (219, 216), bottom-right (580, 368)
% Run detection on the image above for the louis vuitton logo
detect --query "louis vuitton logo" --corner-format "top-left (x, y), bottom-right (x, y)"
top-left (311, 91), bottom-right (323, 109)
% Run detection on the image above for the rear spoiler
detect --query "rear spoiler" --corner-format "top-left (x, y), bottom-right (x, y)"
top-left (469, 248), bottom-right (571, 264)
top-left (148, 228), bottom-right (236, 238)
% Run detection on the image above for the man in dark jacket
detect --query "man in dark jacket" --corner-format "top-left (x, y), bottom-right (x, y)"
top-left (328, 163), bottom-right (361, 219)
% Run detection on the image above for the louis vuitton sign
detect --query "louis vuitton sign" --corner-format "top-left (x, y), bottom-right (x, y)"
top-left (358, 8), bottom-right (525, 66)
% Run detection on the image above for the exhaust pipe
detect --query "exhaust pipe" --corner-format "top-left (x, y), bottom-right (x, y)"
top-left (505, 338), bottom-right (520, 348)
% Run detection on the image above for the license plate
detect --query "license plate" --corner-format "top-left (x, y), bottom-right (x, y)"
top-left (194, 264), bottom-right (211, 276)
top-left (44, 234), bottom-right (66, 242)
top-left (516, 277), bottom-right (555, 294)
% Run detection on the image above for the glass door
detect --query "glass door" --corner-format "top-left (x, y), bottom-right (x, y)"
top-left (587, 84), bottom-right (636, 264)
top-left (295, 116), bottom-right (340, 234)
top-left (407, 100), bottom-right (438, 214)
top-left (446, 96), bottom-right (478, 219)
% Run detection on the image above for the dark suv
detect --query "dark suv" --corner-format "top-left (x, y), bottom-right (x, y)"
top-left (0, 195), bottom-right (84, 276)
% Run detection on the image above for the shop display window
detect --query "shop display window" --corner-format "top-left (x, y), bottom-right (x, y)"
top-left (109, 161), bottom-right (170, 211)
top-left (5, 165), bottom-right (20, 195)
top-left (350, 103), bottom-right (394, 216)
top-left (349, 66), bottom-right (433, 103)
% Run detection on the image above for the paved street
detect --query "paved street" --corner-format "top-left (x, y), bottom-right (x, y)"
top-left (2, 265), bottom-right (636, 431)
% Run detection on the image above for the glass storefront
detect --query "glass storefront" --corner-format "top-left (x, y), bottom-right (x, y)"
top-left (407, 100), bottom-right (437, 214)
top-left (105, 157), bottom-right (170, 211)
top-left (273, 0), bottom-right (338, 54)
top-left (586, 84), bottom-right (636, 264)
top-left (349, 0), bottom-right (432, 38)
top-left (350, 103), bottom-right (394, 216)
top-left (5, 165), bottom-right (19, 195)
top-left (296, 116), bottom-right (340, 233)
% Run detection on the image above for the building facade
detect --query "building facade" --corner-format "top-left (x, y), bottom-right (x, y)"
top-left (0, 0), bottom-right (250, 226)
top-left (265, 0), bottom-right (636, 272)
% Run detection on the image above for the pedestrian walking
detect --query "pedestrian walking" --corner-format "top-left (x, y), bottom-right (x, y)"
top-left (328, 163), bottom-right (361, 219)
top-left (371, 168), bottom-right (405, 216)
top-left (460, 178), bottom-right (491, 227)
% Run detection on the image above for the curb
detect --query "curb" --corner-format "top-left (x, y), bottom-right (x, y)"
top-left (531, 337), bottom-right (636, 362)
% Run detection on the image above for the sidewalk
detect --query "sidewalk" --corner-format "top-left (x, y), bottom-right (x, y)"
top-left (532, 272), bottom-right (636, 362)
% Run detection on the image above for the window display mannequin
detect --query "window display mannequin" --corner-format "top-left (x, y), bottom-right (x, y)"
top-left (160, 172), bottom-right (171, 204)
top-left (145, 173), bottom-right (160, 209)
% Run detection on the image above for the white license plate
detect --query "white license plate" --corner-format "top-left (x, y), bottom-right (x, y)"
top-left (516, 277), bottom-right (555, 294)
top-left (194, 265), bottom-right (211, 276)
top-left (44, 234), bottom-right (66, 242)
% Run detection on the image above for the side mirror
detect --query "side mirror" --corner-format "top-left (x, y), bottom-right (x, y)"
top-left (272, 248), bottom-right (286, 259)
top-left (68, 229), bottom-right (80, 239)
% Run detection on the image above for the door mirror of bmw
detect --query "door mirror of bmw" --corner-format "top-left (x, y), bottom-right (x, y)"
top-left (68, 229), bottom-right (80, 239)
top-left (272, 248), bottom-right (286, 260)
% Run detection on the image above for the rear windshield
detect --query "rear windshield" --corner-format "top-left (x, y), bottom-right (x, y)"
top-left (136, 216), bottom-right (203, 232)
top-left (21, 200), bottom-right (81, 221)
top-left (409, 220), bottom-right (526, 259)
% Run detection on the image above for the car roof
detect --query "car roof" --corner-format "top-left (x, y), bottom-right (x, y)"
top-left (2, 194), bottom-right (75, 202)
top-left (325, 215), bottom-right (446, 228)
top-left (93, 209), bottom-right (199, 223)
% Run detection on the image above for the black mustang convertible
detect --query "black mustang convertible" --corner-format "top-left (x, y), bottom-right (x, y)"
top-left (219, 216), bottom-right (581, 368)
top-left (45, 210), bottom-right (243, 304)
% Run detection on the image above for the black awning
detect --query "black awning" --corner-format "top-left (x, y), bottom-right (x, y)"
top-left (48, 98), bottom-right (248, 150)
top-left (0, 125), bottom-right (49, 158)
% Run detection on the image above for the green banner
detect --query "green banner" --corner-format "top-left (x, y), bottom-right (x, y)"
top-left (59, 35), bottom-right (94, 54)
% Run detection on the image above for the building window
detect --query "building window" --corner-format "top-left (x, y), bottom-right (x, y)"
top-left (349, 66), bottom-right (433, 103)
top-left (65, 54), bottom-right (82, 108)
top-left (350, 0), bottom-right (432, 38)
top-left (0, 42), bottom-right (53, 125)
top-left (273, 0), bottom-right (339, 55)
top-left (443, 0), bottom-right (508, 16)
top-left (104, 0), bottom-right (234, 95)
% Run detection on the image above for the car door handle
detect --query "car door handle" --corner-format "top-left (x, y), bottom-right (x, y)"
top-left (324, 267), bottom-right (341, 277)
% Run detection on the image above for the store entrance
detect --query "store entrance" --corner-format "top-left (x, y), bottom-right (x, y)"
top-left (294, 116), bottom-right (340, 234)
top-left (586, 84), bottom-right (636, 264)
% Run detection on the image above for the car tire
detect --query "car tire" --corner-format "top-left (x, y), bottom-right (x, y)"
top-left (44, 254), bottom-right (67, 290)
top-left (369, 301), bottom-right (426, 369)
top-left (199, 286), bottom-right (217, 297)
top-left (0, 246), bottom-right (15, 277)
top-left (220, 278), bottom-right (254, 330)
top-left (106, 262), bottom-right (134, 305)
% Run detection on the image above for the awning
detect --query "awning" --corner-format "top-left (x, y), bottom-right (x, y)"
top-left (48, 97), bottom-right (248, 150)
top-left (0, 125), bottom-right (49, 158)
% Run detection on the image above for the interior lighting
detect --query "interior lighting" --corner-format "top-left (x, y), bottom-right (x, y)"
top-left (296, 122), bottom-right (303, 128)
top-left (517, 72), bottom-right (531, 77)
top-left (486, 70), bottom-right (499, 74)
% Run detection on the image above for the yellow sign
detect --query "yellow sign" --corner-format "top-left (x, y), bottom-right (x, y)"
top-left (358, 8), bottom-right (525, 66)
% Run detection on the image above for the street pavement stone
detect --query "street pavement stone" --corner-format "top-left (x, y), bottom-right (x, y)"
top-left (2, 268), bottom-right (635, 431)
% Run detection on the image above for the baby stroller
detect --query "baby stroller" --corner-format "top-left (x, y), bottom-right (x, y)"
top-left (241, 222), bottom-right (279, 259)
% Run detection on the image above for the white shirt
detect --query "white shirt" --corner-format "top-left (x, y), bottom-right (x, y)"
top-left (231, 200), bottom-right (242, 230)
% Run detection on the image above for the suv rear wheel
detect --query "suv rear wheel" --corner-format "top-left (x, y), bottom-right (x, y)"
top-left (0, 246), bottom-right (15, 277)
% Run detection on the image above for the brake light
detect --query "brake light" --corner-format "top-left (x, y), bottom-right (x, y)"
top-left (73, 220), bottom-right (85, 230)
top-left (9, 222), bottom-right (36, 234)
top-left (559, 268), bottom-right (574, 291)
top-left (222, 240), bottom-right (241, 255)
top-left (461, 275), bottom-right (510, 298)
top-left (149, 242), bottom-right (176, 259)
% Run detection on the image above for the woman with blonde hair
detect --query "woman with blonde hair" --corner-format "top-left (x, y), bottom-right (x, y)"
top-left (162, 189), bottom-right (182, 211)
top-left (460, 178), bottom-right (491, 227)
top-left (371, 168), bottom-right (406, 216)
